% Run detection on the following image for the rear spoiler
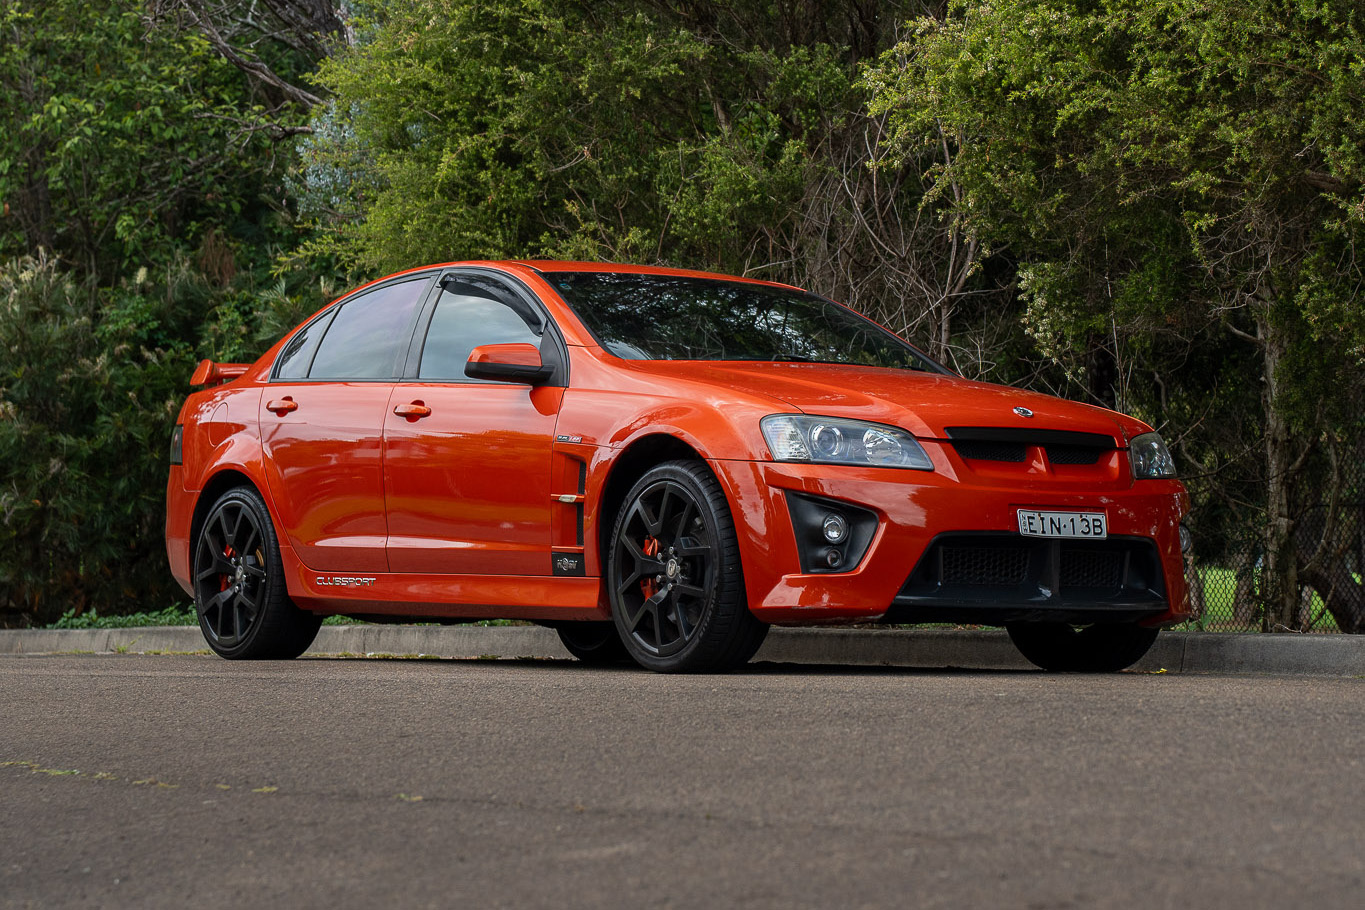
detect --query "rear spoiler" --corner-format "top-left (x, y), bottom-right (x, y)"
top-left (190, 359), bottom-right (250, 387)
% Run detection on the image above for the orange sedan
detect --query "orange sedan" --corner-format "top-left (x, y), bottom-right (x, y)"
top-left (166, 262), bottom-right (1191, 672)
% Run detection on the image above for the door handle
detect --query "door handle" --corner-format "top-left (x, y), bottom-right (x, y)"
top-left (266, 397), bottom-right (297, 415)
top-left (394, 401), bottom-right (432, 420)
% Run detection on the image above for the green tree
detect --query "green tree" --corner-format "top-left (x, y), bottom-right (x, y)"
top-left (1, 1), bottom-right (287, 276)
top-left (0, 256), bottom-right (194, 620)
top-left (868, 0), bottom-right (1365, 629)
top-left (0, 0), bottom-right (330, 624)
top-left (296, 1), bottom-right (1004, 366)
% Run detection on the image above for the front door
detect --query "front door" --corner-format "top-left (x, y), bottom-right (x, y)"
top-left (383, 274), bottom-right (563, 576)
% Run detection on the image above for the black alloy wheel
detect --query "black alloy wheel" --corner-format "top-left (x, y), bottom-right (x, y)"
top-left (192, 487), bottom-right (321, 659)
top-left (608, 460), bottom-right (767, 672)
top-left (1006, 621), bottom-right (1160, 672)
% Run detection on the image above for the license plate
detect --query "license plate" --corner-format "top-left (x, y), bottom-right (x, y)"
top-left (1017, 510), bottom-right (1107, 539)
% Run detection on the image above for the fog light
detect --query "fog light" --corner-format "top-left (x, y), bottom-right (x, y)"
top-left (783, 491), bottom-right (877, 574)
top-left (1179, 523), bottom-right (1193, 554)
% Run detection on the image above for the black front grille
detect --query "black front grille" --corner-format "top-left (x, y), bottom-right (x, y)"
top-left (1058, 546), bottom-right (1123, 588)
top-left (952, 440), bottom-right (1027, 463)
top-left (890, 533), bottom-right (1169, 624)
top-left (940, 545), bottom-right (1030, 586)
top-left (946, 427), bottom-right (1115, 465)
top-left (901, 534), bottom-right (1163, 600)
top-left (1045, 444), bottom-right (1106, 465)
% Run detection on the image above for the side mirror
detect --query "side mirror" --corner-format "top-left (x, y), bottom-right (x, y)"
top-left (465, 343), bottom-right (554, 384)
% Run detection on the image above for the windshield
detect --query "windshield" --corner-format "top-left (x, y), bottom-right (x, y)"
top-left (546, 272), bottom-right (942, 370)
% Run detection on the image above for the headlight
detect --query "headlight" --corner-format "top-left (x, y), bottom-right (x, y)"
top-left (1130, 432), bottom-right (1177, 479)
top-left (761, 415), bottom-right (933, 470)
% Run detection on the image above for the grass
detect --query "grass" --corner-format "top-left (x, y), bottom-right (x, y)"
top-left (1181, 565), bottom-right (1357, 633)
top-left (50, 604), bottom-right (197, 629)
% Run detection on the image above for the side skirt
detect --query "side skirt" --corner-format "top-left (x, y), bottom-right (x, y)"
top-left (279, 543), bottom-right (609, 621)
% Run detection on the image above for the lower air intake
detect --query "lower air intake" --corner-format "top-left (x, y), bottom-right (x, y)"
top-left (888, 534), bottom-right (1170, 625)
top-left (1058, 547), bottom-right (1124, 588)
top-left (940, 545), bottom-right (1030, 586)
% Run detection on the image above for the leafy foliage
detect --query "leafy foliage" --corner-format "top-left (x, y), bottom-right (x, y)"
top-left (868, 0), bottom-right (1365, 628)
top-left (2, 0), bottom-right (1363, 633)
top-left (295, 1), bottom-right (999, 365)
top-left (1, 2), bottom-right (285, 276)
top-left (50, 603), bottom-right (196, 629)
top-left (0, 256), bottom-right (192, 620)
top-left (0, 1), bottom-right (333, 626)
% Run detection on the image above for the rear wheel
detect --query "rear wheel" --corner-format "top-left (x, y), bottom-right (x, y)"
top-left (192, 486), bottom-right (321, 659)
top-left (553, 622), bottom-right (631, 665)
top-left (1006, 621), bottom-right (1159, 672)
top-left (607, 460), bottom-right (767, 672)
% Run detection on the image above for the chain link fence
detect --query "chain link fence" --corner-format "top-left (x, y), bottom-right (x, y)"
top-left (1179, 439), bottom-right (1365, 633)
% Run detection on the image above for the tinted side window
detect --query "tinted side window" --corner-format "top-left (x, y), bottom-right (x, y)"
top-left (309, 279), bottom-right (428, 380)
top-left (418, 292), bottom-right (541, 381)
top-left (274, 310), bottom-right (336, 379)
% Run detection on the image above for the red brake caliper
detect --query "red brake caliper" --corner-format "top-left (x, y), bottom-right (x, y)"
top-left (220, 544), bottom-right (235, 592)
top-left (641, 537), bottom-right (660, 599)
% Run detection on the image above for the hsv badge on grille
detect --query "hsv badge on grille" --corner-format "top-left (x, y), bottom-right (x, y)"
top-left (1013, 406), bottom-right (1034, 418)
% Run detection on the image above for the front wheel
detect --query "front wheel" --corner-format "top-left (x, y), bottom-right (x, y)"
top-left (192, 486), bottom-right (321, 659)
top-left (607, 460), bottom-right (767, 672)
top-left (1006, 621), bottom-right (1159, 673)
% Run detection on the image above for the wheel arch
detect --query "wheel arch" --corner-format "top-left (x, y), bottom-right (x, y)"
top-left (189, 468), bottom-right (265, 560)
top-left (595, 433), bottom-right (706, 568)
top-left (594, 440), bottom-right (768, 670)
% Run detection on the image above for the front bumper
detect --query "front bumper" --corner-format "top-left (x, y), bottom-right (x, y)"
top-left (715, 453), bottom-right (1190, 627)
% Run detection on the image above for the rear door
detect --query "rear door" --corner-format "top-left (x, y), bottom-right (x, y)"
top-left (383, 271), bottom-right (566, 576)
top-left (261, 274), bottom-right (433, 572)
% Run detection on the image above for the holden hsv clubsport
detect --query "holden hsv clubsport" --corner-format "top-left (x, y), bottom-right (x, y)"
top-left (166, 262), bottom-right (1190, 672)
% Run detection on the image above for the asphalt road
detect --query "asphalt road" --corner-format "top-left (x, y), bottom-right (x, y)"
top-left (3, 655), bottom-right (1363, 909)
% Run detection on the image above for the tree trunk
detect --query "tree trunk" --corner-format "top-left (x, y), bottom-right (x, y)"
top-left (1259, 305), bottom-right (1304, 631)
top-left (1299, 562), bottom-right (1365, 633)
top-left (1086, 333), bottom-right (1117, 409)
top-left (1294, 444), bottom-right (1365, 633)
top-left (1185, 560), bottom-right (1206, 623)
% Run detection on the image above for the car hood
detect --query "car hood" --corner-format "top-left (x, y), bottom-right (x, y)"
top-left (621, 361), bottom-right (1143, 443)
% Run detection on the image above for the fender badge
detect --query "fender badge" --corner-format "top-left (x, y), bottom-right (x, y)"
top-left (1013, 406), bottom-right (1034, 418)
top-left (552, 552), bottom-right (585, 576)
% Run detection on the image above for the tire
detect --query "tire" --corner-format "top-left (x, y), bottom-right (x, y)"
top-left (553, 622), bottom-right (631, 665)
top-left (192, 486), bottom-right (322, 659)
top-left (1006, 621), bottom-right (1159, 673)
top-left (607, 460), bottom-right (768, 672)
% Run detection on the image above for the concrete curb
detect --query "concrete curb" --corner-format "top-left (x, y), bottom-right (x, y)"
top-left (2, 625), bottom-right (1364, 676)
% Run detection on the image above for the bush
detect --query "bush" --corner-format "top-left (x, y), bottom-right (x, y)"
top-left (49, 604), bottom-right (197, 629)
top-left (0, 255), bottom-right (196, 626)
